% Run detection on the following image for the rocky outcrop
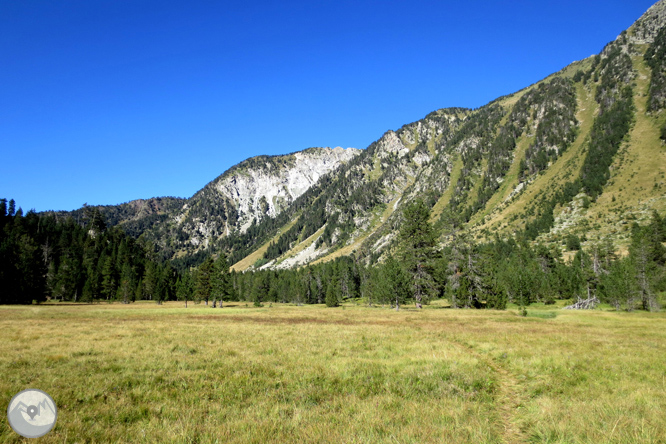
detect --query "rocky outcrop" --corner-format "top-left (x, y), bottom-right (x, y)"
top-left (209, 147), bottom-right (360, 232)
top-left (629, 0), bottom-right (666, 44)
top-left (168, 147), bottom-right (361, 251)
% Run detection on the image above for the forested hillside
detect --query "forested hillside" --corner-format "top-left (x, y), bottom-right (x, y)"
top-left (0, 199), bottom-right (177, 304)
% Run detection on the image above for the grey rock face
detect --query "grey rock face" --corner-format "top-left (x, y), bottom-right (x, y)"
top-left (173, 147), bottom-right (361, 250)
top-left (629, 0), bottom-right (666, 44)
top-left (217, 147), bottom-right (360, 232)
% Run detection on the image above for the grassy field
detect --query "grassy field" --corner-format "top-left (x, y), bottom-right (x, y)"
top-left (1, 301), bottom-right (665, 443)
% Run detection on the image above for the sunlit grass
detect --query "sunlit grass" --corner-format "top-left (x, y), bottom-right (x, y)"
top-left (1, 301), bottom-right (665, 443)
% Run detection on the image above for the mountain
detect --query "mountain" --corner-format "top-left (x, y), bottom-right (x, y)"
top-left (52, 1), bottom-right (666, 271)
top-left (222, 0), bottom-right (666, 270)
top-left (49, 147), bottom-right (360, 263)
top-left (145, 146), bottom-right (360, 261)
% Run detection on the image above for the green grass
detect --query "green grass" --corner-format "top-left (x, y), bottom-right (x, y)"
top-left (1, 302), bottom-right (665, 443)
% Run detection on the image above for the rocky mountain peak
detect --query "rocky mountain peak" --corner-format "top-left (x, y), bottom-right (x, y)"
top-left (629, 0), bottom-right (666, 44)
top-left (215, 147), bottom-right (360, 231)
top-left (172, 146), bottom-right (361, 251)
top-left (373, 131), bottom-right (409, 159)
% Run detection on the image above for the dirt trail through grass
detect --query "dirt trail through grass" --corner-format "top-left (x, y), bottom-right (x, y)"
top-left (450, 338), bottom-right (528, 444)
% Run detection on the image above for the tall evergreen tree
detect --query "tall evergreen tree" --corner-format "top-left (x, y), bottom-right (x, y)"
top-left (176, 272), bottom-right (194, 308)
top-left (118, 262), bottom-right (135, 304)
top-left (195, 257), bottom-right (214, 305)
top-left (630, 231), bottom-right (659, 311)
top-left (325, 264), bottom-right (340, 307)
top-left (399, 199), bottom-right (437, 308)
top-left (100, 255), bottom-right (116, 301)
top-left (252, 272), bottom-right (269, 306)
top-left (380, 255), bottom-right (411, 311)
top-left (599, 258), bottom-right (634, 310)
top-left (211, 253), bottom-right (233, 307)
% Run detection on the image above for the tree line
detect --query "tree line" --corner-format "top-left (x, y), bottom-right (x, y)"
top-left (178, 200), bottom-right (666, 312)
top-left (0, 199), bottom-right (176, 304)
top-left (2, 197), bottom-right (664, 312)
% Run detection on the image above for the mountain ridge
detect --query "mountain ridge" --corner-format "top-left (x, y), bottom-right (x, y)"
top-left (48, 0), bottom-right (666, 271)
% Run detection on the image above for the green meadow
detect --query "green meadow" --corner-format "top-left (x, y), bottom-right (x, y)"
top-left (1, 301), bottom-right (665, 443)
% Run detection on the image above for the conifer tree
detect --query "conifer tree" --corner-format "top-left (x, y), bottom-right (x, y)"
top-left (177, 272), bottom-right (194, 308)
top-left (381, 255), bottom-right (411, 311)
top-left (195, 257), bottom-right (214, 305)
top-left (100, 255), bottom-right (116, 301)
top-left (399, 199), bottom-right (437, 308)
top-left (325, 279), bottom-right (339, 307)
top-left (143, 261), bottom-right (158, 301)
top-left (325, 265), bottom-right (340, 307)
top-left (211, 252), bottom-right (233, 307)
top-left (118, 262), bottom-right (134, 304)
top-left (135, 277), bottom-right (144, 302)
top-left (630, 231), bottom-right (658, 311)
top-left (252, 272), bottom-right (268, 306)
top-left (599, 258), bottom-right (634, 310)
top-left (499, 247), bottom-right (542, 308)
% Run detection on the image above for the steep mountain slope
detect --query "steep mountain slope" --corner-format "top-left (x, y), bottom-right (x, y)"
top-left (157, 147), bottom-right (360, 257)
top-left (48, 147), bottom-right (360, 264)
top-left (223, 108), bottom-right (470, 269)
top-left (226, 0), bottom-right (666, 270)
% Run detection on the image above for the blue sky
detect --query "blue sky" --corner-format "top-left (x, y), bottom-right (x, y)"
top-left (1, 0), bottom-right (657, 212)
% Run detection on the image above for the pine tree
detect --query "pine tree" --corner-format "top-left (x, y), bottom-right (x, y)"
top-left (176, 272), bottom-right (194, 308)
top-left (325, 264), bottom-right (340, 307)
top-left (252, 272), bottom-right (268, 306)
top-left (399, 199), bottom-right (437, 308)
top-left (381, 255), bottom-right (411, 311)
top-left (211, 253), bottom-right (233, 307)
top-left (135, 277), bottom-right (144, 302)
top-left (118, 262), bottom-right (134, 304)
top-left (499, 247), bottom-right (543, 308)
top-left (325, 279), bottom-right (339, 307)
top-left (630, 232), bottom-right (658, 311)
top-left (100, 255), bottom-right (116, 301)
top-left (599, 258), bottom-right (634, 310)
top-left (194, 257), bottom-right (214, 305)
top-left (143, 261), bottom-right (157, 301)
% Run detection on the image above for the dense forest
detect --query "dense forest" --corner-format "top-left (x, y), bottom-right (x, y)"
top-left (225, 202), bottom-right (666, 312)
top-left (0, 199), bottom-right (177, 304)
top-left (3, 197), bottom-right (664, 312)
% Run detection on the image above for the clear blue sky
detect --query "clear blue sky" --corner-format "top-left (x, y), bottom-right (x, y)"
top-left (1, 0), bottom-right (657, 212)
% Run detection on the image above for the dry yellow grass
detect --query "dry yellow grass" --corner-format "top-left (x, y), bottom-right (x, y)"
top-left (231, 217), bottom-right (300, 272)
top-left (430, 154), bottom-right (462, 223)
top-left (1, 301), bottom-right (665, 443)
